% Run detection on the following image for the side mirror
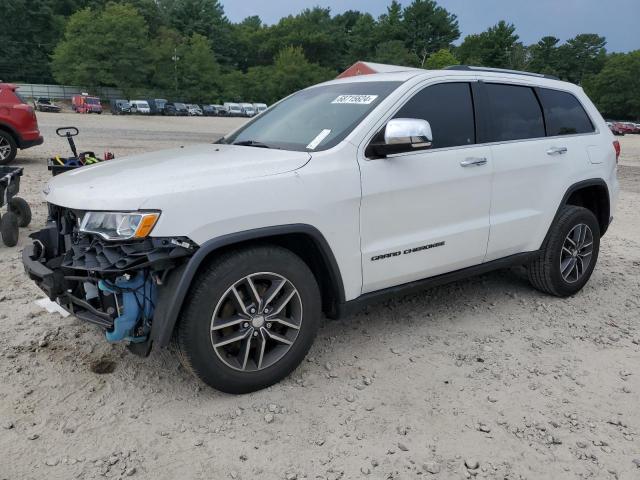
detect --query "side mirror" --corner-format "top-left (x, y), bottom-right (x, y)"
top-left (368, 118), bottom-right (433, 158)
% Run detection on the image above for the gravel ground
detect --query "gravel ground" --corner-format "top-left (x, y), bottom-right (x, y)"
top-left (1, 113), bottom-right (639, 480)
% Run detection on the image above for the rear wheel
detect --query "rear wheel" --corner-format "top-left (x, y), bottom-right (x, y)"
top-left (1, 212), bottom-right (19, 247)
top-left (8, 197), bottom-right (31, 227)
top-left (175, 245), bottom-right (321, 393)
top-left (0, 131), bottom-right (17, 165)
top-left (528, 205), bottom-right (600, 296)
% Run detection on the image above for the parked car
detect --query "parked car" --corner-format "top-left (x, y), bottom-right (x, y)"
top-left (147, 98), bottom-right (167, 115)
top-left (223, 102), bottom-right (242, 117)
top-left (72, 94), bottom-right (102, 114)
top-left (22, 66), bottom-right (620, 394)
top-left (130, 100), bottom-right (151, 114)
top-left (239, 103), bottom-right (256, 117)
top-left (212, 104), bottom-right (228, 116)
top-left (0, 83), bottom-right (43, 165)
top-left (607, 121), bottom-right (625, 136)
top-left (202, 105), bottom-right (218, 116)
top-left (111, 99), bottom-right (131, 115)
top-left (163, 102), bottom-right (188, 116)
top-left (252, 103), bottom-right (268, 115)
top-left (186, 104), bottom-right (203, 116)
top-left (34, 97), bottom-right (61, 113)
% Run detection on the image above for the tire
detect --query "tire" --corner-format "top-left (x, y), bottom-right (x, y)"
top-left (528, 205), bottom-right (600, 297)
top-left (175, 245), bottom-right (321, 394)
top-left (1, 212), bottom-right (19, 247)
top-left (0, 130), bottom-right (17, 165)
top-left (8, 197), bottom-right (31, 227)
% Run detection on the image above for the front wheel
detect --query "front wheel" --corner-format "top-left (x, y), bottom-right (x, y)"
top-left (0, 131), bottom-right (17, 165)
top-left (175, 246), bottom-right (321, 393)
top-left (528, 205), bottom-right (600, 297)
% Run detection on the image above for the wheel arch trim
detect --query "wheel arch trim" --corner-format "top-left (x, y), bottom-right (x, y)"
top-left (150, 224), bottom-right (345, 348)
top-left (544, 178), bottom-right (610, 245)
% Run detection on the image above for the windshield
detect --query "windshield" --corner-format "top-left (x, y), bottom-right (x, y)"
top-left (175, 103), bottom-right (186, 108)
top-left (222, 81), bottom-right (401, 152)
top-left (86, 97), bottom-right (100, 104)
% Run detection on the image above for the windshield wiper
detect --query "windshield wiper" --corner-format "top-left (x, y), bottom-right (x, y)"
top-left (233, 140), bottom-right (272, 149)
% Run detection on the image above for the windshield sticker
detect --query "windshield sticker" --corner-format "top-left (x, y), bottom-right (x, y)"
top-left (306, 129), bottom-right (332, 150)
top-left (332, 94), bottom-right (379, 105)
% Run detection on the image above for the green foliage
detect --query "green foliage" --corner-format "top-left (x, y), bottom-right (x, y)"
top-left (0, 0), bottom-right (63, 82)
top-left (424, 49), bottom-right (458, 69)
top-left (555, 34), bottom-right (607, 84)
top-left (457, 20), bottom-right (519, 69)
top-left (373, 41), bottom-right (417, 67)
top-left (227, 46), bottom-right (334, 104)
top-left (403, 0), bottom-right (460, 66)
top-left (583, 51), bottom-right (640, 120)
top-left (52, 3), bottom-right (150, 93)
top-left (2, 0), bottom-right (635, 118)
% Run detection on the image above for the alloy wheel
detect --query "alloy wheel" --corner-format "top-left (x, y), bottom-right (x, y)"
top-left (560, 223), bottom-right (593, 283)
top-left (0, 137), bottom-right (11, 162)
top-left (210, 272), bottom-right (303, 372)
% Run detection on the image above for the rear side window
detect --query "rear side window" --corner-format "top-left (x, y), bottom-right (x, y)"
top-left (485, 84), bottom-right (545, 142)
top-left (393, 82), bottom-right (475, 149)
top-left (538, 88), bottom-right (594, 136)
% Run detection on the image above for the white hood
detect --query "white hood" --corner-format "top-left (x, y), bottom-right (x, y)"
top-left (44, 144), bottom-right (311, 211)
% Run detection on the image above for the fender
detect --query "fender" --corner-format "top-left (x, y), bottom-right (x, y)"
top-left (542, 178), bottom-right (610, 246)
top-left (149, 224), bottom-right (345, 349)
top-left (0, 121), bottom-right (19, 143)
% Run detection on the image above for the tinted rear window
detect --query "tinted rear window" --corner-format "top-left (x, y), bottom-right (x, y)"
top-left (485, 84), bottom-right (545, 142)
top-left (393, 82), bottom-right (475, 149)
top-left (538, 88), bottom-right (594, 136)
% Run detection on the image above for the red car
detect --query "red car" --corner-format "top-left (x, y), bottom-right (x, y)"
top-left (0, 83), bottom-right (43, 165)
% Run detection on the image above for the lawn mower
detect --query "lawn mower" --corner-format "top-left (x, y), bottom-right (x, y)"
top-left (0, 166), bottom-right (31, 247)
top-left (48, 127), bottom-right (114, 176)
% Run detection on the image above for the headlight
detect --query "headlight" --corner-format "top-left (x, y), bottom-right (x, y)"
top-left (79, 211), bottom-right (160, 241)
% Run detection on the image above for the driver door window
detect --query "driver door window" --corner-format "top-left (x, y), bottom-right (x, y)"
top-left (393, 82), bottom-right (476, 149)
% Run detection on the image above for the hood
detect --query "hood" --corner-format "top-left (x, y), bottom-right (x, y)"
top-left (45, 143), bottom-right (311, 211)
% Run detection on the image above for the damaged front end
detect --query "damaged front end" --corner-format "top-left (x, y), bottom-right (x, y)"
top-left (22, 204), bottom-right (196, 351)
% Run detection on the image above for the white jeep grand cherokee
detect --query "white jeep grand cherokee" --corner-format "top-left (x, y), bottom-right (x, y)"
top-left (23, 66), bottom-right (619, 393)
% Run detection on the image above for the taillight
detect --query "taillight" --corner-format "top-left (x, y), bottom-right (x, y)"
top-left (613, 140), bottom-right (620, 164)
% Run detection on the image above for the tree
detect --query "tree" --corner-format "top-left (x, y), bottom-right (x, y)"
top-left (457, 21), bottom-right (519, 68)
top-left (556, 34), bottom-right (607, 84)
top-left (378, 0), bottom-right (405, 42)
top-left (584, 51), bottom-right (640, 120)
top-left (373, 41), bottom-right (417, 67)
top-left (0, 0), bottom-right (63, 82)
top-left (402, 0), bottom-right (460, 66)
top-left (52, 3), bottom-right (150, 93)
top-left (179, 33), bottom-right (221, 102)
top-left (159, 0), bottom-right (235, 66)
top-left (262, 8), bottom-right (345, 70)
top-left (424, 48), bottom-right (458, 69)
top-left (529, 36), bottom-right (560, 75)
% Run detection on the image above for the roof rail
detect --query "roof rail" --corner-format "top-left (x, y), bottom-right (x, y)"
top-left (444, 65), bottom-right (560, 81)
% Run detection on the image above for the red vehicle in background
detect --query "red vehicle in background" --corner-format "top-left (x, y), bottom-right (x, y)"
top-left (0, 83), bottom-right (43, 165)
top-left (72, 93), bottom-right (102, 114)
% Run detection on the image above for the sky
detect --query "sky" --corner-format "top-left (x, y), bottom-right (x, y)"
top-left (221, 0), bottom-right (640, 52)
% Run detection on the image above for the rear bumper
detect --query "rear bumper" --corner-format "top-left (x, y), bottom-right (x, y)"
top-left (18, 133), bottom-right (43, 149)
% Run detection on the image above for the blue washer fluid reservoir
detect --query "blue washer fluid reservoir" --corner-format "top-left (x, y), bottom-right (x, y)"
top-left (98, 272), bottom-right (156, 343)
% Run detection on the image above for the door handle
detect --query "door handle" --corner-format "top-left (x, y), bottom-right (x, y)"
top-left (460, 157), bottom-right (487, 167)
top-left (547, 146), bottom-right (568, 156)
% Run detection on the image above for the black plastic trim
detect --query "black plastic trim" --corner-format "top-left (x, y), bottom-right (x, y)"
top-left (150, 224), bottom-right (345, 347)
top-left (544, 178), bottom-right (611, 241)
top-left (337, 251), bottom-right (539, 318)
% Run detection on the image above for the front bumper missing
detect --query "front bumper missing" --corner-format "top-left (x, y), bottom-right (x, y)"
top-left (23, 220), bottom-right (196, 351)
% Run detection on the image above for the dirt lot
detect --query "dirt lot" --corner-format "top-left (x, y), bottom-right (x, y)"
top-left (1, 113), bottom-right (639, 480)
